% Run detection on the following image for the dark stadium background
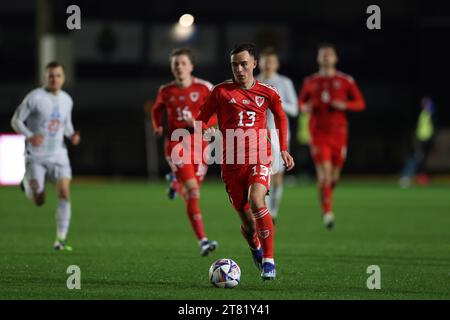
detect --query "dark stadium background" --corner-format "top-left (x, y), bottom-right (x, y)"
top-left (0, 0), bottom-right (448, 178)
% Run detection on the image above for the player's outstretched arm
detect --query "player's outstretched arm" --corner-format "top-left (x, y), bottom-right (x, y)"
top-left (151, 87), bottom-right (166, 137)
top-left (11, 98), bottom-right (34, 139)
top-left (64, 104), bottom-right (80, 145)
top-left (11, 96), bottom-right (44, 147)
top-left (64, 106), bottom-right (78, 143)
top-left (271, 92), bottom-right (295, 171)
top-left (269, 93), bottom-right (288, 152)
top-left (342, 78), bottom-right (366, 112)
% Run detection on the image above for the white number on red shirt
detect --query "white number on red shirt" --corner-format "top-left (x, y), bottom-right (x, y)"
top-left (252, 165), bottom-right (270, 177)
top-left (238, 111), bottom-right (256, 127)
top-left (176, 106), bottom-right (192, 121)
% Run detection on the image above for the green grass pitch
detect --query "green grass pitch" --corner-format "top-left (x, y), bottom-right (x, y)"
top-left (0, 179), bottom-right (449, 299)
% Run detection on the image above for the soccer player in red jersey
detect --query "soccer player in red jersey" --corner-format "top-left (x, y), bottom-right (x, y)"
top-left (151, 48), bottom-right (218, 256)
top-left (196, 44), bottom-right (295, 280)
top-left (298, 43), bottom-right (365, 230)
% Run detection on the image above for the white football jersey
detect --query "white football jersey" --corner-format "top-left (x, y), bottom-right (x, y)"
top-left (256, 72), bottom-right (298, 145)
top-left (11, 88), bottom-right (75, 159)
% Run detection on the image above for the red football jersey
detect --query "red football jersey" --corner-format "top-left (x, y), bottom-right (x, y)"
top-left (151, 77), bottom-right (216, 138)
top-left (197, 79), bottom-right (288, 171)
top-left (298, 71), bottom-right (365, 141)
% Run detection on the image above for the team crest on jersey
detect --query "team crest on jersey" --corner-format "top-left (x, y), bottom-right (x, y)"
top-left (190, 92), bottom-right (199, 102)
top-left (255, 96), bottom-right (265, 107)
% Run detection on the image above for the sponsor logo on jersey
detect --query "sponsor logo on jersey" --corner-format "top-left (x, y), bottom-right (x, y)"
top-left (48, 106), bottom-right (61, 136)
top-left (228, 98), bottom-right (236, 104)
top-left (242, 99), bottom-right (250, 104)
top-left (179, 96), bottom-right (185, 101)
top-left (48, 119), bottom-right (61, 135)
top-left (190, 92), bottom-right (199, 102)
top-left (255, 96), bottom-right (265, 107)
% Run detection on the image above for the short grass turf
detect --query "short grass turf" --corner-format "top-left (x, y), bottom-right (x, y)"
top-left (0, 179), bottom-right (449, 299)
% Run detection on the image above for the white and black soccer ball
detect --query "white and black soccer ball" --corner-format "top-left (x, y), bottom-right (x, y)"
top-left (209, 258), bottom-right (241, 288)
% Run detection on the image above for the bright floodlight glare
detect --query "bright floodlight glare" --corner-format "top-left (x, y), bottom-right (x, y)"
top-left (0, 134), bottom-right (25, 185)
top-left (179, 14), bottom-right (194, 27)
top-left (171, 23), bottom-right (195, 42)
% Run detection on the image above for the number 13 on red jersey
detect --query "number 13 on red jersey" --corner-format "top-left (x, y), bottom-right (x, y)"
top-left (238, 111), bottom-right (256, 127)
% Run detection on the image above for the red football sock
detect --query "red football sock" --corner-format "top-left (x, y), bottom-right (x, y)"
top-left (240, 224), bottom-right (260, 250)
top-left (320, 185), bottom-right (333, 213)
top-left (185, 188), bottom-right (206, 241)
top-left (252, 207), bottom-right (274, 258)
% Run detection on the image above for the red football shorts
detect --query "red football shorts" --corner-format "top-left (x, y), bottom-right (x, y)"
top-left (169, 160), bottom-right (207, 185)
top-left (310, 136), bottom-right (347, 168)
top-left (221, 164), bottom-right (271, 213)
top-left (165, 135), bottom-right (208, 185)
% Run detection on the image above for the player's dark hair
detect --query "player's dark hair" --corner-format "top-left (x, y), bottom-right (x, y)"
top-left (317, 42), bottom-right (337, 52)
top-left (45, 61), bottom-right (65, 71)
top-left (170, 47), bottom-right (194, 63)
top-left (230, 43), bottom-right (257, 59)
top-left (260, 47), bottom-right (278, 58)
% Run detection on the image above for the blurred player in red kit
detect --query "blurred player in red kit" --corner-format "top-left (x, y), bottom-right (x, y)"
top-left (151, 48), bottom-right (218, 256)
top-left (298, 43), bottom-right (365, 230)
top-left (196, 44), bottom-right (295, 280)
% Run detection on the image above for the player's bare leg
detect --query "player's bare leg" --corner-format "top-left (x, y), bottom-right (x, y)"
top-left (20, 176), bottom-right (46, 206)
top-left (331, 166), bottom-right (342, 189)
top-left (249, 183), bottom-right (276, 280)
top-left (183, 178), bottom-right (217, 256)
top-left (268, 172), bottom-right (284, 224)
top-left (54, 178), bottom-right (73, 251)
top-left (165, 157), bottom-right (183, 199)
top-left (237, 208), bottom-right (256, 245)
top-left (32, 191), bottom-right (46, 207)
top-left (316, 161), bottom-right (335, 230)
top-left (238, 207), bottom-right (262, 271)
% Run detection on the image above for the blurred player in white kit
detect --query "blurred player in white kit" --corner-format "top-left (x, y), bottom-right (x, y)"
top-left (10, 61), bottom-right (80, 251)
top-left (256, 48), bottom-right (298, 224)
